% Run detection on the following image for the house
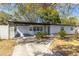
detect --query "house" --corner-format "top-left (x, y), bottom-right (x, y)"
top-left (0, 18), bottom-right (78, 39)
top-left (7, 20), bottom-right (78, 39)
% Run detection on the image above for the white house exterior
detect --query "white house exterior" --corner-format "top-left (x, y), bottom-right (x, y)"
top-left (6, 20), bottom-right (79, 39)
top-left (0, 20), bottom-right (78, 39)
top-left (50, 25), bottom-right (76, 35)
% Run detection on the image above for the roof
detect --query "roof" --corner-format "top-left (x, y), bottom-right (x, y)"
top-left (8, 20), bottom-right (78, 26)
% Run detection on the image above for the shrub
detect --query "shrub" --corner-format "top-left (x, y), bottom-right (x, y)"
top-left (57, 29), bottom-right (67, 39)
top-left (36, 32), bottom-right (48, 39)
top-left (74, 32), bottom-right (79, 39)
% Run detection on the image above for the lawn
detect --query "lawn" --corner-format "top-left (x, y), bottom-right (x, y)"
top-left (49, 38), bottom-right (79, 56)
top-left (0, 40), bottom-right (16, 56)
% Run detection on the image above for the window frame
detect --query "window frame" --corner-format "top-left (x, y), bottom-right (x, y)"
top-left (29, 27), bottom-right (32, 31)
top-left (71, 27), bottom-right (73, 30)
top-left (61, 27), bottom-right (64, 31)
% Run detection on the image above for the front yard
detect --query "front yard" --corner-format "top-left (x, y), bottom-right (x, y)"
top-left (0, 40), bottom-right (16, 56)
top-left (0, 37), bottom-right (79, 56)
top-left (49, 38), bottom-right (79, 56)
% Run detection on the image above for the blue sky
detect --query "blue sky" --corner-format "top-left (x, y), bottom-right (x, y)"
top-left (0, 4), bottom-right (16, 14)
top-left (71, 6), bottom-right (79, 18)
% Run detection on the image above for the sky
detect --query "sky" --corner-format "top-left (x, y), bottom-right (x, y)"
top-left (72, 6), bottom-right (79, 18)
top-left (0, 3), bottom-right (79, 19)
top-left (0, 4), bottom-right (16, 14)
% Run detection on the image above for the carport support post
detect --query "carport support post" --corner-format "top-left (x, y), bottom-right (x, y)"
top-left (8, 24), bottom-right (10, 39)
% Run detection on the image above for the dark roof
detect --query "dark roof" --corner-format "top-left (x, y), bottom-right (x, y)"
top-left (8, 20), bottom-right (78, 26)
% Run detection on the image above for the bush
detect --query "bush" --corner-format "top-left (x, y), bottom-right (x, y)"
top-left (36, 32), bottom-right (48, 39)
top-left (74, 32), bottom-right (79, 39)
top-left (57, 29), bottom-right (67, 39)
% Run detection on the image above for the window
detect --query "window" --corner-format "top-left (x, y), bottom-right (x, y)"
top-left (33, 27), bottom-right (36, 31)
top-left (29, 27), bottom-right (32, 31)
top-left (71, 27), bottom-right (73, 30)
top-left (39, 27), bottom-right (42, 31)
top-left (61, 27), bottom-right (64, 31)
top-left (37, 27), bottom-right (39, 31)
top-left (30, 27), bottom-right (43, 31)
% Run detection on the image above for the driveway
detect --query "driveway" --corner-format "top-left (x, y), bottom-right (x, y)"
top-left (12, 39), bottom-right (53, 56)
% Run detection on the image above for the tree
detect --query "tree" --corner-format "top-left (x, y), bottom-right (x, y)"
top-left (69, 17), bottom-right (78, 25)
top-left (15, 4), bottom-right (28, 21)
top-left (0, 12), bottom-right (12, 24)
top-left (54, 3), bottom-right (79, 19)
top-left (15, 4), bottom-right (40, 22)
top-left (60, 17), bottom-right (70, 24)
top-left (60, 16), bottom-right (78, 25)
top-left (14, 3), bottom-right (61, 24)
top-left (37, 5), bottom-right (61, 24)
top-left (13, 3), bottom-right (79, 25)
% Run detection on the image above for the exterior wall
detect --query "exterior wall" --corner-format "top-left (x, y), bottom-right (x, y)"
top-left (50, 25), bottom-right (76, 35)
top-left (16, 25), bottom-right (49, 37)
top-left (64, 26), bottom-right (75, 34)
top-left (0, 25), bottom-right (9, 39)
top-left (16, 25), bottom-right (77, 37)
top-left (0, 25), bottom-right (77, 39)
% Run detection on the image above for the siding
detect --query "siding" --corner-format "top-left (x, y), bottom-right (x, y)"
top-left (0, 25), bottom-right (77, 39)
top-left (50, 25), bottom-right (76, 35)
top-left (16, 25), bottom-right (49, 36)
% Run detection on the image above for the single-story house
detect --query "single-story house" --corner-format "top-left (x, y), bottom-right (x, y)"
top-left (7, 20), bottom-right (79, 39)
top-left (0, 19), bottom-right (79, 39)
